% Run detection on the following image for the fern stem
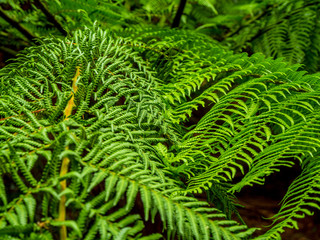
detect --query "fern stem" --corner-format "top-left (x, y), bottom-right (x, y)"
top-left (0, 46), bottom-right (18, 57)
top-left (64, 67), bottom-right (80, 119)
top-left (57, 66), bottom-right (80, 240)
top-left (0, 109), bottom-right (46, 122)
top-left (58, 148), bottom-right (69, 240)
top-left (172, 0), bottom-right (187, 28)
top-left (33, 0), bottom-right (68, 36)
top-left (0, 7), bottom-right (35, 41)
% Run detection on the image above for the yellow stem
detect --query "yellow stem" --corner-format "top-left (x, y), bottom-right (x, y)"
top-left (64, 66), bottom-right (80, 119)
top-left (58, 66), bottom-right (80, 240)
top-left (58, 147), bottom-right (69, 239)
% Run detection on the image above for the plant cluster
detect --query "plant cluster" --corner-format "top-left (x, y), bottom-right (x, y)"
top-left (1, 0), bottom-right (320, 240)
top-left (2, 0), bottom-right (320, 71)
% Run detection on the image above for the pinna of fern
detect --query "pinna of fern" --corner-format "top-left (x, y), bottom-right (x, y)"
top-left (0, 24), bottom-right (256, 240)
top-left (122, 27), bottom-right (320, 238)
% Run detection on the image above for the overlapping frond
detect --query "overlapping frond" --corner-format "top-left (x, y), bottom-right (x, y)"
top-left (123, 27), bottom-right (320, 238)
top-left (255, 157), bottom-right (320, 239)
top-left (226, 0), bottom-right (320, 72)
top-left (0, 24), bottom-right (255, 239)
top-left (1, 6), bottom-right (320, 236)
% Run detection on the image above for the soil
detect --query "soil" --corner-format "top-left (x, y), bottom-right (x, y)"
top-left (236, 165), bottom-right (320, 239)
top-left (238, 196), bottom-right (320, 240)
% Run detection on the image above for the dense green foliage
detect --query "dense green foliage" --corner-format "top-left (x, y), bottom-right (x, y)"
top-left (1, 0), bottom-right (320, 240)
top-left (220, 0), bottom-right (320, 72)
top-left (2, 0), bottom-right (320, 72)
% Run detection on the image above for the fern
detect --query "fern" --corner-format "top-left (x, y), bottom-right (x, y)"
top-left (0, 24), bottom-right (257, 239)
top-left (119, 26), bottom-right (320, 239)
top-left (218, 0), bottom-right (320, 72)
top-left (1, 1), bottom-right (320, 235)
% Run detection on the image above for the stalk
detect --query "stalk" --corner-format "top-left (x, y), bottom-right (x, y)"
top-left (58, 66), bottom-right (80, 240)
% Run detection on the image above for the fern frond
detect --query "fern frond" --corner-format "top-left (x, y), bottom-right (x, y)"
top-left (0, 24), bottom-right (256, 239)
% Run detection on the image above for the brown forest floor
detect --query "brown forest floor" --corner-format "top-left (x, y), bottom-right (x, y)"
top-left (237, 165), bottom-right (320, 240)
top-left (238, 196), bottom-right (320, 240)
